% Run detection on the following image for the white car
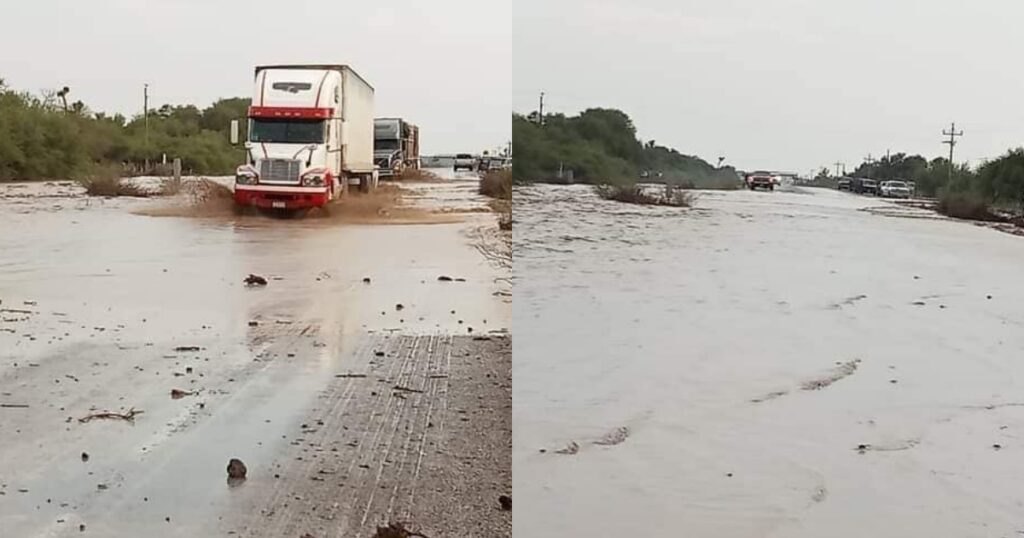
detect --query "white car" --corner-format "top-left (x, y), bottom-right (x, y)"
top-left (880, 180), bottom-right (911, 198)
top-left (453, 154), bottom-right (476, 172)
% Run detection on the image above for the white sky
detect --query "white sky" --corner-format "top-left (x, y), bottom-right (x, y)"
top-left (510, 0), bottom-right (1024, 175)
top-left (0, 0), bottom-right (510, 155)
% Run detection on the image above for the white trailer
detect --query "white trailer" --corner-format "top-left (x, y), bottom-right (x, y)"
top-left (234, 64), bottom-right (378, 211)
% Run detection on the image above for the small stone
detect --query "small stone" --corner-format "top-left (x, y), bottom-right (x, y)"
top-left (395, 304), bottom-right (404, 311)
top-left (498, 494), bottom-right (511, 511)
top-left (81, 452), bottom-right (89, 462)
top-left (227, 458), bottom-right (247, 479)
top-left (362, 277), bottom-right (371, 284)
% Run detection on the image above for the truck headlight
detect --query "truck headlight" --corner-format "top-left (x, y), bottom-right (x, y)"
top-left (235, 173), bottom-right (258, 185)
top-left (303, 175), bottom-right (325, 187)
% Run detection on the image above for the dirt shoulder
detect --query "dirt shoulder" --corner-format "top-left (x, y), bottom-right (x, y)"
top-left (222, 333), bottom-right (511, 538)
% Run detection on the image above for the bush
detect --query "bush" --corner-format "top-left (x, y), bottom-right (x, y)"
top-left (593, 183), bottom-right (694, 207)
top-left (77, 175), bottom-right (153, 197)
top-left (480, 169), bottom-right (512, 200)
top-left (937, 191), bottom-right (1004, 222)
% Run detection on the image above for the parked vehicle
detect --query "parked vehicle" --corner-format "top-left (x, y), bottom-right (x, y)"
top-left (837, 178), bottom-right (851, 191)
top-left (233, 64), bottom-right (377, 211)
top-left (880, 180), bottom-right (912, 198)
top-left (454, 153), bottom-right (476, 172)
top-left (849, 177), bottom-right (879, 195)
top-left (374, 118), bottom-right (420, 177)
top-left (745, 173), bottom-right (774, 191)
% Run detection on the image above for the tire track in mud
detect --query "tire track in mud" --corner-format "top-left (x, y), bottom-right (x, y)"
top-left (227, 334), bottom-right (511, 538)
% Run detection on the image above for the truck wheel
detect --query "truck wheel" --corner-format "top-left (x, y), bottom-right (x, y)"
top-left (359, 174), bottom-right (374, 193)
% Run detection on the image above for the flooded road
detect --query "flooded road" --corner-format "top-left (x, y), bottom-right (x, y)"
top-left (0, 169), bottom-right (511, 536)
top-left (514, 184), bottom-right (1024, 537)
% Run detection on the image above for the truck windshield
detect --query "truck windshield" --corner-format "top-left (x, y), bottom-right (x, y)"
top-left (375, 140), bottom-right (399, 150)
top-left (250, 119), bottom-right (324, 144)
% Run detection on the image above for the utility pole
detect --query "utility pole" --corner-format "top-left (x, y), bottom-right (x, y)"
top-left (834, 161), bottom-right (844, 178)
top-left (942, 122), bottom-right (963, 183)
top-left (143, 83), bottom-right (150, 172)
top-left (538, 92), bottom-right (544, 126)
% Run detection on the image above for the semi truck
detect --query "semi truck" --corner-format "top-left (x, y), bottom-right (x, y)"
top-left (233, 64), bottom-right (378, 211)
top-left (374, 118), bottom-right (420, 177)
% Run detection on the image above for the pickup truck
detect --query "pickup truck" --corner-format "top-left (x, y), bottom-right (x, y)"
top-left (745, 173), bottom-right (774, 191)
top-left (880, 180), bottom-right (911, 198)
top-left (453, 154), bottom-right (476, 171)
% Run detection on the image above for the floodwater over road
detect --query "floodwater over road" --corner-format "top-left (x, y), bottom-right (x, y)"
top-left (0, 169), bottom-right (510, 536)
top-left (514, 184), bottom-right (1024, 537)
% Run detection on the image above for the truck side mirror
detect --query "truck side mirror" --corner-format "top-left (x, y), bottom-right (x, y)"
top-left (230, 120), bottom-right (240, 145)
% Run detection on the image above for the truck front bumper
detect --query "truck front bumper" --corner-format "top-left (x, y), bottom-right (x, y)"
top-left (234, 185), bottom-right (330, 209)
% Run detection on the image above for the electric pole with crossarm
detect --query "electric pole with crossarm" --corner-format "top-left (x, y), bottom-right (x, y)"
top-left (942, 122), bottom-right (963, 183)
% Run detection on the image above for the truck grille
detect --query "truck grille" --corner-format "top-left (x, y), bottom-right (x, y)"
top-left (259, 159), bottom-right (301, 184)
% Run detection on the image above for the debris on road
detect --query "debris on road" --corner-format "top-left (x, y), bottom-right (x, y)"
top-left (170, 389), bottom-right (196, 399)
top-left (498, 495), bottom-right (511, 511)
top-left (1, 403), bottom-right (30, 408)
top-left (363, 277), bottom-right (372, 284)
top-left (373, 522), bottom-right (430, 538)
top-left (243, 274), bottom-right (268, 286)
top-left (437, 275), bottom-right (453, 282)
top-left (554, 441), bottom-right (580, 455)
top-left (81, 452), bottom-right (89, 462)
top-left (393, 385), bottom-right (424, 394)
top-left (78, 407), bottom-right (144, 423)
top-left (334, 373), bottom-right (368, 378)
top-left (227, 458), bottom-right (247, 479)
top-left (593, 426), bottom-right (630, 446)
top-left (174, 345), bottom-right (201, 352)
top-left (801, 359), bottom-right (861, 391)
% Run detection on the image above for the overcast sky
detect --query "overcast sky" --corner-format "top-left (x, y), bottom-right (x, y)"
top-left (511, 0), bottom-right (1024, 175)
top-left (0, 0), bottom-right (510, 155)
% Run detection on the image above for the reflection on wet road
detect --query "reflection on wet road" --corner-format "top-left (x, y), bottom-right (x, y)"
top-left (0, 169), bottom-right (509, 536)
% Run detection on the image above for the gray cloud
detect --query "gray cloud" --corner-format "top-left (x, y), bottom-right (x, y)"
top-left (0, 0), bottom-right (510, 155)
top-left (511, 0), bottom-right (1024, 173)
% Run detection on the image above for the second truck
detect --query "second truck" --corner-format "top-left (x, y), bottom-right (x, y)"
top-left (374, 118), bottom-right (420, 177)
top-left (233, 64), bottom-right (378, 211)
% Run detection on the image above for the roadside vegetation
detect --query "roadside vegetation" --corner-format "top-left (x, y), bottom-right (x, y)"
top-left (820, 149), bottom-right (1024, 220)
top-left (594, 183), bottom-right (695, 207)
top-left (512, 109), bottom-right (736, 188)
top-left (0, 76), bottom-right (247, 182)
top-left (78, 174), bottom-right (153, 198)
top-left (480, 169), bottom-right (512, 230)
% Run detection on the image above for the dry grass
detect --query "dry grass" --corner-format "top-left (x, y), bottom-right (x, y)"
top-left (397, 168), bottom-right (441, 182)
top-left (937, 192), bottom-right (1005, 222)
top-left (480, 169), bottom-right (512, 200)
top-left (78, 175), bottom-right (153, 198)
top-left (594, 183), bottom-right (695, 207)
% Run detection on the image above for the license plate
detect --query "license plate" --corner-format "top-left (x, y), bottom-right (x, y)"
top-left (272, 201), bottom-right (286, 209)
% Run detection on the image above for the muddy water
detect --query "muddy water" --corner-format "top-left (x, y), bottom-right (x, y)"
top-left (0, 169), bottom-right (509, 536)
top-left (514, 184), bottom-right (1024, 537)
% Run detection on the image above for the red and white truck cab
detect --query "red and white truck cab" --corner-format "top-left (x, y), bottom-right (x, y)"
top-left (233, 64), bottom-right (378, 211)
